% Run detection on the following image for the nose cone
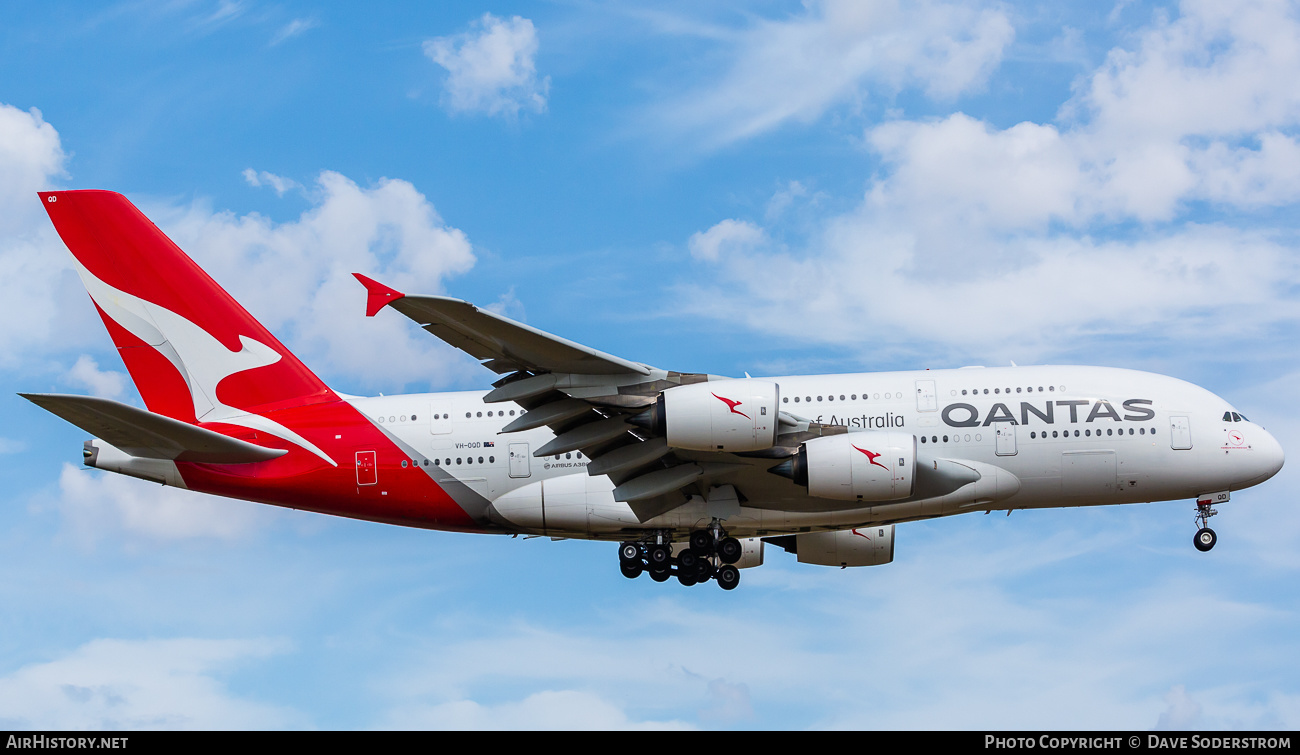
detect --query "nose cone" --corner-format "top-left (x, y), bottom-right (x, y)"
top-left (1239, 426), bottom-right (1285, 489)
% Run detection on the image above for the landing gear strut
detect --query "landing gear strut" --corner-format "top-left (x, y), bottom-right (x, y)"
top-left (616, 526), bottom-right (742, 590)
top-left (1194, 500), bottom-right (1218, 552)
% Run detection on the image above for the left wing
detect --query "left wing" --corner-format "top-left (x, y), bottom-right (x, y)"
top-left (354, 275), bottom-right (830, 520)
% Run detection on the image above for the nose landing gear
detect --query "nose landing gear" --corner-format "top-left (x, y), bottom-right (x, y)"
top-left (1194, 498), bottom-right (1219, 552)
top-left (617, 527), bottom-right (742, 589)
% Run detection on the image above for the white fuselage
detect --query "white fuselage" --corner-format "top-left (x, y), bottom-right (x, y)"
top-left (347, 365), bottom-right (1284, 540)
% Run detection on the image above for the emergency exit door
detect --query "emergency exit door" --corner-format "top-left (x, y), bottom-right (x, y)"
top-left (994, 422), bottom-right (1017, 456)
top-left (356, 450), bottom-right (377, 485)
top-left (915, 380), bottom-right (937, 412)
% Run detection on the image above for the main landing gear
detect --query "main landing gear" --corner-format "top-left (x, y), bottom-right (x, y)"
top-left (618, 527), bottom-right (744, 590)
top-left (1194, 499), bottom-right (1219, 552)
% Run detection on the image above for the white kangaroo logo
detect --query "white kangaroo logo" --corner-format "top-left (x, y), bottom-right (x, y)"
top-left (72, 258), bottom-right (337, 467)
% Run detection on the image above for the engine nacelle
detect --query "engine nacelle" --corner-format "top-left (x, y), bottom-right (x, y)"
top-left (651, 379), bottom-right (780, 452)
top-left (793, 526), bottom-right (895, 567)
top-left (791, 431), bottom-right (915, 501)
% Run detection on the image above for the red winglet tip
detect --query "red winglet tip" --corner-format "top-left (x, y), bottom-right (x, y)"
top-left (352, 273), bottom-right (405, 317)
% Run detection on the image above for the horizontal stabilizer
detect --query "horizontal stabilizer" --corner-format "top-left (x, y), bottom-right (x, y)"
top-left (20, 393), bottom-right (288, 464)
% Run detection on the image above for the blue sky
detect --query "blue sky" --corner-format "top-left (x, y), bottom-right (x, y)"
top-left (1, 0), bottom-right (1299, 729)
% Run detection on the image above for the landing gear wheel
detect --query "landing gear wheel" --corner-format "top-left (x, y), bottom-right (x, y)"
top-left (677, 570), bottom-right (697, 587)
top-left (689, 529), bottom-right (714, 555)
top-left (717, 537), bottom-right (743, 564)
top-left (619, 542), bottom-right (641, 563)
top-left (678, 550), bottom-right (698, 570)
top-left (696, 561), bottom-right (716, 582)
top-left (620, 561), bottom-right (643, 579)
top-left (649, 567), bottom-right (671, 582)
top-left (1194, 527), bottom-right (1217, 552)
top-left (717, 565), bottom-right (740, 591)
top-left (648, 544), bottom-right (672, 568)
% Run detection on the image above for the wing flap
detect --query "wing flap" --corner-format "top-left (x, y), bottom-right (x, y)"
top-left (21, 393), bottom-right (288, 463)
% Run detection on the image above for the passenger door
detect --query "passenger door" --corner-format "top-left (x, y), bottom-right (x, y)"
top-left (1170, 416), bottom-right (1192, 450)
top-left (509, 442), bottom-right (531, 478)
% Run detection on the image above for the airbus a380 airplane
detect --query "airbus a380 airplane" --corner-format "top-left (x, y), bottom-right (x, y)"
top-left (25, 191), bottom-right (1285, 590)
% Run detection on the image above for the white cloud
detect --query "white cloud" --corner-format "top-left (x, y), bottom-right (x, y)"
top-left (681, 216), bottom-right (1300, 359)
top-left (0, 103), bottom-right (105, 369)
top-left (384, 690), bottom-right (694, 730)
top-left (151, 170), bottom-right (482, 393)
top-left (65, 355), bottom-right (126, 399)
top-left (0, 105), bottom-right (65, 237)
top-left (675, 0), bottom-right (1300, 361)
top-left (241, 168), bottom-right (300, 196)
top-left (201, 1), bottom-right (245, 29)
top-left (0, 104), bottom-right (482, 398)
top-left (1156, 685), bottom-right (1204, 730)
top-left (270, 17), bottom-right (318, 46)
top-left (363, 509), bottom-right (1300, 730)
top-left (687, 219), bottom-right (766, 261)
top-left (0, 637), bottom-right (299, 730)
top-left (649, 0), bottom-right (1014, 149)
top-left (56, 463), bottom-right (278, 544)
top-left (424, 14), bottom-right (549, 118)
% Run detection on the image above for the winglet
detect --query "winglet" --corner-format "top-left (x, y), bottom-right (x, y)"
top-left (352, 273), bottom-right (405, 317)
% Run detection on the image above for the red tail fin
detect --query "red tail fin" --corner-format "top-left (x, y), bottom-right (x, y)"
top-left (40, 190), bottom-right (336, 423)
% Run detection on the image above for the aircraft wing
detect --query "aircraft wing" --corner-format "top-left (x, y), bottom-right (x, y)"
top-left (354, 274), bottom-right (836, 521)
top-left (353, 274), bottom-right (651, 376)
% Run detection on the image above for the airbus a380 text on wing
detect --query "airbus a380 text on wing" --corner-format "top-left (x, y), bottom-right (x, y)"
top-left (26, 191), bottom-right (1285, 590)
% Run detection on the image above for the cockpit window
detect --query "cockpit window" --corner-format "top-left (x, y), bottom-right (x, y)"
top-left (1231, 412), bottom-right (1241, 422)
top-left (1223, 412), bottom-right (1233, 422)
top-left (1239, 414), bottom-right (1248, 422)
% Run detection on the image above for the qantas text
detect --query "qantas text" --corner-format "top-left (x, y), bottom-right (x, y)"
top-left (941, 399), bottom-right (1154, 428)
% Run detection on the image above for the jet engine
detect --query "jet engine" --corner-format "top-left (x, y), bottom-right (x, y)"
top-left (769, 526), bottom-right (896, 567)
top-left (783, 431), bottom-right (916, 501)
top-left (643, 379), bottom-right (780, 452)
